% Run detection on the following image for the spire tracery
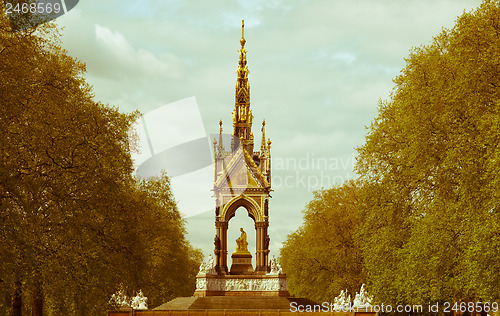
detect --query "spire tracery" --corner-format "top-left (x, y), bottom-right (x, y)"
top-left (233, 19), bottom-right (253, 154)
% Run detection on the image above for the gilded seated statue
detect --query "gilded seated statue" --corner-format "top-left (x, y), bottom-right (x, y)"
top-left (235, 228), bottom-right (249, 253)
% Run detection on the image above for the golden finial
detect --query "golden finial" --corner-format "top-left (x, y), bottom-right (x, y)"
top-left (260, 120), bottom-right (267, 154)
top-left (218, 120), bottom-right (224, 152)
top-left (240, 20), bottom-right (246, 47)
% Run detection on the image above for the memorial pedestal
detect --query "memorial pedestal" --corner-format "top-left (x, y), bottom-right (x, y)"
top-left (194, 273), bottom-right (289, 297)
top-left (229, 251), bottom-right (253, 275)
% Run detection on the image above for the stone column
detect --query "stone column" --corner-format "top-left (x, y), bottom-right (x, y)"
top-left (263, 226), bottom-right (270, 273)
top-left (255, 222), bottom-right (261, 271)
top-left (215, 220), bottom-right (229, 274)
top-left (254, 221), bottom-right (269, 274)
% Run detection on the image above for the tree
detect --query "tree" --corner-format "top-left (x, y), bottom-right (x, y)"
top-left (0, 12), bottom-right (138, 313)
top-left (280, 180), bottom-right (365, 303)
top-left (0, 9), bottom-right (200, 316)
top-left (356, 0), bottom-right (500, 307)
top-left (130, 173), bottom-right (202, 308)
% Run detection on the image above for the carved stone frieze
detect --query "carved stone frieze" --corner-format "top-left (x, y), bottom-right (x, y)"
top-left (195, 275), bottom-right (287, 292)
top-left (196, 278), bottom-right (207, 291)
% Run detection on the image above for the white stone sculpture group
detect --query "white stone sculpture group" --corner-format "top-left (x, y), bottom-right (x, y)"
top-left (333, 284), bottom-right (372, 311)
top-left (109, 289), bottom-right (148, 310)
top-left (334, 289), bottom-right (351, 310)
top-left (353, 284), bottom-right (372, 309)
top-left (198, 254), bottom-right (216, 275)
top-left (268, 255), bottom-right (283, 274)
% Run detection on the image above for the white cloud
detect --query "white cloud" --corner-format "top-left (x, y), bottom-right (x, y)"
top-left (331, 51), bottom-right (356, 64)
top-left (94, 24), bottom-right (183, 79)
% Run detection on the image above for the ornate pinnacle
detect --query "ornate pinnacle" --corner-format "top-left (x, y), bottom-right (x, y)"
top-left (218, 120), bottom-right (224, 153)
top-left (237, 20), bottom-right (248, 73)
top-left (260, 120), bottom-right (267, 155)
top-left (240, 20), bottom-right (246, 47)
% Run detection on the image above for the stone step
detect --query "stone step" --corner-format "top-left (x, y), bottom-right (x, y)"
top-left (154, 296), bottom-right (318, 311)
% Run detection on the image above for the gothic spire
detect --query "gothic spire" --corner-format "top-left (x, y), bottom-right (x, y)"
top-left (232, 20), bottom-right (254, 154)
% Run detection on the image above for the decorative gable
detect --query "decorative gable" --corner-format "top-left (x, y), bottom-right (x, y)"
top-left (214, 147), bottom-right (268, 190)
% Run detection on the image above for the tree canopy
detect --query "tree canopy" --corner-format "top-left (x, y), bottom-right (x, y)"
top-left (356, 0), bottom-right (500, 306)
top-left (280, 181), bottom-right (365, 303)
top-left (0, 9), bottom-right (200, 316)
top-left (280, 0), bottom-right (500, 309)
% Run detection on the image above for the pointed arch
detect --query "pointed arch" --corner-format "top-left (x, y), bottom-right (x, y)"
top-left (221, 194), bottom-right (261, 222)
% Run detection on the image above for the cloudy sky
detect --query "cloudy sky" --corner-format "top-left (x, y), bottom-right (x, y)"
top-left (56, 0), bottom-right (482, 262)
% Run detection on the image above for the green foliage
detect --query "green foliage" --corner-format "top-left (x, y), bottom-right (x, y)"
top-left (132, 174), bottom-right (203, 308)
top-left (0, 9), bottom-right (200, 316)
top-left (280, 181), bottom-right (365, 303)
top-left (281, 0), bottom-right (500, 308)
top-left (356, 0), bottom-right (500, 306)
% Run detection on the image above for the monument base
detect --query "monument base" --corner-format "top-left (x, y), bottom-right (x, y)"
top-left (229, 251), bottom-right (253, 275)
top-left (108, 300), bottom-right (379, 315)
top-left (194, 273), bottom-right (289, 297)
top-left (152, 296), bottom-right (317, 311)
